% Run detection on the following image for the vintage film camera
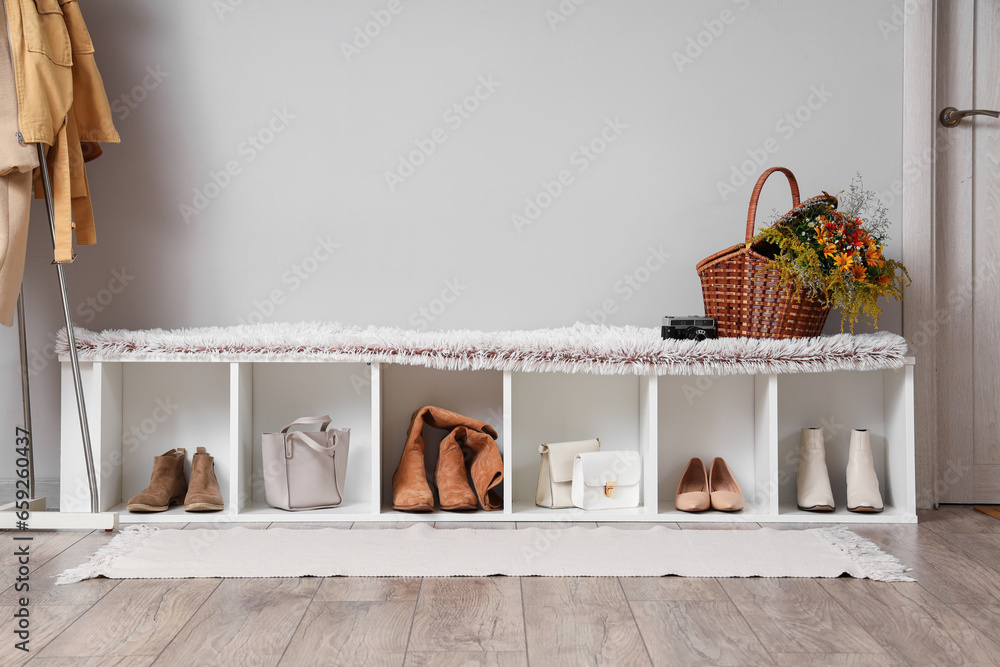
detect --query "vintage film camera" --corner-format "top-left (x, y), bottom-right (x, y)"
top-left (661, 316), bottom-right (717, 341)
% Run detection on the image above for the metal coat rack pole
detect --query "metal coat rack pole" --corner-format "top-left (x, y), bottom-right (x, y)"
top-left (16, 286), bottom-right (33, 499)
top-left (34, 143), bottom-right (100, 514)
top-left (2, 145), bottom-right (116, 529)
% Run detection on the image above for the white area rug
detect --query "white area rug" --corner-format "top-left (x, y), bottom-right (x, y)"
top-left (58, 524), bottom-right (913, 583)
top-left (56, 322), bottom-right (909, 376)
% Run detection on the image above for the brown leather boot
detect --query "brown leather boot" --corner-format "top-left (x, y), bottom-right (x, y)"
top-left (436, 429), bottom-right (478, 511)
top-left (127, 448), bottom-right (187, 512)
top-left (393, 406), bottom-right (496, 512)
top-left (184, 447), bottom-right (225, 512)
top-left (450, 426), bottom-right (504, 511)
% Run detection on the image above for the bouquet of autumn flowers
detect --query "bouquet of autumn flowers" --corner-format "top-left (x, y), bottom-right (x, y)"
top-left (750, 177), bottom-right (910, 331)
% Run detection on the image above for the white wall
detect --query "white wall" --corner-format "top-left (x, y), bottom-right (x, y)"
top-left (0, 0), bottom-right (904, 491)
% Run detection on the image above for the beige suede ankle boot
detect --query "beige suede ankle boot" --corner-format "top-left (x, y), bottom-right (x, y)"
top-left (184, 447), bottom-right (225, 512)
top-left (127, 448), bottom-right (187, 512)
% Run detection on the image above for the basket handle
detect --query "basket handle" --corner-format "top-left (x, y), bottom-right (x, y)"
top-left (745, 167), bottom-right (801, 241)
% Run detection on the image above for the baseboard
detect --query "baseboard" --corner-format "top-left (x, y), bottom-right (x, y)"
top-left (0, 479), bottom-right (60, 510)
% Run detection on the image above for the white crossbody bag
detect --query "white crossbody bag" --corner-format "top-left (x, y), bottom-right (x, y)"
top-left (571, 450), bottom-right (641, 510)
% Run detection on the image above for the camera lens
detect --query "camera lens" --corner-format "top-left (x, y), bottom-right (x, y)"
top-left (693, 330), bottom-right (707, 341)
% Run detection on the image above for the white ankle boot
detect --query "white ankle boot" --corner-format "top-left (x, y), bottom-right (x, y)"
top-left (846, 429), bottom-right (883, 512)
top-left (797, 428), bottom-right (835, 511)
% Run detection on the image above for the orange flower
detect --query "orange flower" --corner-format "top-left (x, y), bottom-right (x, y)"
top-left (823, 243), bottom-right (838, 258)
top-left (834, 252), bottom-right (854, 273)
top-left (851, 263), bottom-right (867, 280)
top-left (865, 247), bottom-right (883, 266)
top-left (878, 275), bottom-right (891, 284)
top-left (814, 226), bottom-right (829, 245)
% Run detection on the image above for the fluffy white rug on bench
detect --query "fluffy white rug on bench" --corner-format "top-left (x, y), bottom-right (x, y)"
top-left (56, 322), bottom-right (909, 376)
top-left (58, 524), bottom-right (913, 583)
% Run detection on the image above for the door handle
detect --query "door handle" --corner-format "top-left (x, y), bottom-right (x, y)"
top-left (940, 106), bottom-right (1000, 127)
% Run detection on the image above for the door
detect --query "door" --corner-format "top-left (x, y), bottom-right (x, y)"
top-left (935, 0), bottom-right (1000, 503)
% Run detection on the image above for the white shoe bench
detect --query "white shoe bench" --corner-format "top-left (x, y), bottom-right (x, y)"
top-left (58, 324), bottom-right (916, 524)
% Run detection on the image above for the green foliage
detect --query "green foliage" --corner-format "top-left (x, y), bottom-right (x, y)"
top-left (749, 179), bottom-right (911, 332)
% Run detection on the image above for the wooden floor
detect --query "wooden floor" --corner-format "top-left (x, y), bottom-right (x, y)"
top-left (3, 506), bottom-right (1000, 666)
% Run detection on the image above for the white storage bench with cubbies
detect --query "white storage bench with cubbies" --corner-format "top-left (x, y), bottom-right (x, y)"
top-left (57, 324), bottom-right (916, 523)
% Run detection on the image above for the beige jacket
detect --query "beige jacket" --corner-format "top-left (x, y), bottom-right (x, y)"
top-left (4, 0), bottom-right (119, 262)
top-left (0, 3), bottom-right (37, 325)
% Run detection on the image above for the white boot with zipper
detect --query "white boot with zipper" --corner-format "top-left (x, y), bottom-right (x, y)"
top-left (846, 429), bottom-right (883, 513)
top-left (796, 427), bottom-right (835, 512)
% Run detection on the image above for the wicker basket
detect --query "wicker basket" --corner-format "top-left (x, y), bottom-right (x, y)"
top-left (696, 167), bottom-right (833, 339)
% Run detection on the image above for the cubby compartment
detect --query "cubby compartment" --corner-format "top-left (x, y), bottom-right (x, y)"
top-left (233, 362), bottom-right (376, 520)
top-left (657, 374), bottom-right (768, 520)
top-left (379, 365), bottom-right (504, 519)
top-left (508, 372), bottom-right (657, 518)
top-left (61, 361), bottom-right (233, 522)
top-left (776, 367), bottom-right (915, 522)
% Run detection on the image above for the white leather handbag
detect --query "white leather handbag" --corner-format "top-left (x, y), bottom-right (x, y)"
top-left (571, 450), bottom-right (641, 510)
top-left (535, 438), bottom-right (600, 508)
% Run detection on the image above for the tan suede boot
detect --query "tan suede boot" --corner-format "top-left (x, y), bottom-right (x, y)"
top-left (436, 429), bottom-right (478, 511)
top-left (127, 448), bottom-right (187, 512)
top-left (450, 425), bottom-right (504, 511)
top-left (393, 406), bottom-right (497, 512)
top-left (392, 409), bottom-right (437, 512)
top-left (184, 447), bottom-right (225, 512)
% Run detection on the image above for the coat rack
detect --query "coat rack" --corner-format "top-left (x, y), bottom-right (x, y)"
top-left (0, 144), bottom-right (118, 530)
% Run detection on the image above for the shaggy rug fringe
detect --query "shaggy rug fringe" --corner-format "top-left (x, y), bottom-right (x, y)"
top-left (55, 322), bottom-right (909, 376)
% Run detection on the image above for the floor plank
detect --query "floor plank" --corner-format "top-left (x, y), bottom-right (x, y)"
top-left (630, 600), bottom-right (774, 666)
top-left (771, 653), bottom-right (905, 666)
top-left (152, 578), bottom-right (320, 666)
top-left (279, 600), bottom-right (414, 666)
top-left (408, 578), bottom-right (525, 652)
top-left (521, 578), bottom-right (651, 666)
top-left (720, 578), bottom-right (886, 656)
top-left (620, 577), bottom-right (729, 602)
top-left (25, 655), bottom-right (156, 666)
top-left (0, 530), bottom-right (89, 570)
top-left (0, 531), bottom-right (121, 607)
top-left (0, 604), bottom-right (92, 667)
top-left (35, 579), bottom-right (220, 659)
top-left (677, 522), bottom-right (761, 530)
top-left (180, 522), bottom-right (267, 530)
top-left (757, 522), bottom-right (834, 531)
top-left (950, 603), bottom-right (1000, 648)
top-left (267, 522), bottom-right (353, 530)
top-left (403, 652), bottom-right (527, 666)
top-left (921, 505), bottom-right (1000, 535)
top-left (942, 533), bottom-right (1000, 574)
top-left (819, 578), bottom-right (1000, 665)
top-left (851, 523), bottom-right (1000, 604)
top-left (315, 577), bottom-right (420, 602)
